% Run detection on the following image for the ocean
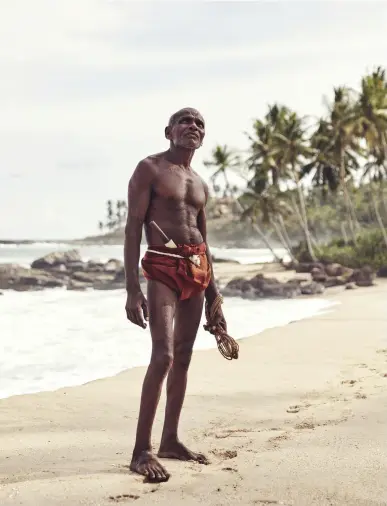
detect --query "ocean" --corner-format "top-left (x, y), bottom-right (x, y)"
top-left (0, 243), bottom-right (337, 399)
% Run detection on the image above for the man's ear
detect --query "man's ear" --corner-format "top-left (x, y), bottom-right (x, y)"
top-left (165, 126), bottom-right (171, 140)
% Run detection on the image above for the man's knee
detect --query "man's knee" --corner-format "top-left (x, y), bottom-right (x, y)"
top-left (151, 348), bottom-right (174, 374)
top-left (174, 342), bottom-right (194, 370)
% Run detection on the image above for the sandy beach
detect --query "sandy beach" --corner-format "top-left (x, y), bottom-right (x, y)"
top-left (1, 281), bottom-right (387, 506)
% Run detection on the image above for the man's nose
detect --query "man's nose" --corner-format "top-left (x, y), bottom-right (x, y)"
top-left (188, 121), bottom-right (198, 130)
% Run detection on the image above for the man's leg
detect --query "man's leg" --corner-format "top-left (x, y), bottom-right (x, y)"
top-left (130, 280), bottom-right (177, 482)
top-left (158, 290), bottom-right (209, 464)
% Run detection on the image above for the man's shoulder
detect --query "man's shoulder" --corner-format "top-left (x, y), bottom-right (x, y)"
top-left (137, 152), bottom-right (166, 170)
top-left (132, 152), bottom-right (166, 181)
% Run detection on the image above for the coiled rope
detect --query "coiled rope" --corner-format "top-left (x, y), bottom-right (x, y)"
top-left (203, 294), bottom-right (239, 360)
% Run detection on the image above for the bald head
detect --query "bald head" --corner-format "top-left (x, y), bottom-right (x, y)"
top-left (168, 108), bottom-right (204, 127)
top-left (165, 107), bottom-right (205, 150)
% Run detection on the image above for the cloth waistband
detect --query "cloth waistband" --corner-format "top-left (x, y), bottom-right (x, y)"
top-left (146, 242), bottom-right (206, 258)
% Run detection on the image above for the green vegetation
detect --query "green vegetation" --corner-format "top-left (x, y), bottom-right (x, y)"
top-left (204, 66), bottom-right (387, 267)
top-left (294, 230), bottom-right (387, 271)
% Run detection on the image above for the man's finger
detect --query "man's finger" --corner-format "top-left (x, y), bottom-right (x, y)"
top-left (142, 300), bottom-right (149, 321)
top-left (135, 306), bottom-right (146, 329)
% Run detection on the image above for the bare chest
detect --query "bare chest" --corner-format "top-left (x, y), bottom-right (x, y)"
top-left (153, 168), bottom-right (206, 208)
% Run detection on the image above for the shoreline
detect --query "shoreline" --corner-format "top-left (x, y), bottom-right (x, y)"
top-left (1, 285), bottom-right (386, 505)
top-left (0, 290), bottom-right (337, 400)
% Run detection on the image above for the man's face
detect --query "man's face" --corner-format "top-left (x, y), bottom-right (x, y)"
top-left (166, 108), bottom-right (205, 150)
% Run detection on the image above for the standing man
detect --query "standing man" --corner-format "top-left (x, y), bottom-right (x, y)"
top-left (124, 108), bottom-right (226, 482)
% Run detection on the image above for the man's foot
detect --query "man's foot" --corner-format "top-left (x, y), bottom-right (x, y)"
top-left (158, 439), bottom-right (209, 464)
top-left (130, 450), bottom-right (170, 482)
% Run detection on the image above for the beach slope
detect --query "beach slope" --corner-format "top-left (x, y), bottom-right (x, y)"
top-left (1, 285), bottom-right (387, 506)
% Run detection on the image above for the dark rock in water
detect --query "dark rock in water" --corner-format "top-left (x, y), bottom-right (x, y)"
top-left (114, 267), bottom-right (125, 282)
top-left (72, 271), bottom-right (98, 283)
top-left (67, 279), bottom-right (90, 291)
top-left (300, 281), bottom-right (325, 295)
top-left (377, 266), bottom-right (387, 278)
top-left (345, 283), bottom-right (356, 290)
top-left (104, 258), bottom-right (124, 272)
top-left (31, 249), bottom-right (82, 269)
top-left (0, 263), bottom-right (66, 291)
top-left (66, 261), bottom-right (86, 272)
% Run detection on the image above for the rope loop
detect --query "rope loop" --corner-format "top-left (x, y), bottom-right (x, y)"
top-left (203, 294), bottom-right (239, 360)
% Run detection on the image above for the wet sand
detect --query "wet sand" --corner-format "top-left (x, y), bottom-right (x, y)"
top-left (1, 282), bottom-right (387, 506)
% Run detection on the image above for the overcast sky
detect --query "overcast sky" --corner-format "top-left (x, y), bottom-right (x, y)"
top-left (1, 0), bottom-right (386, 239)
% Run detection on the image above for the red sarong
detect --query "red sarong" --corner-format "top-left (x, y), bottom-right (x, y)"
top-left (141, 243), bottom-right (211, 300)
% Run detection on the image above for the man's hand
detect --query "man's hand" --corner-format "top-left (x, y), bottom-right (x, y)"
top-left (125, 290), bottom-right (149, 329)
top-left (212, 304), bottom-right (227, 332)
top-left (206, 294), bottom-right (227, 332)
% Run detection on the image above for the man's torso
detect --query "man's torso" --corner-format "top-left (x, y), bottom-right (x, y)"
top-left (143, 152), bottom-right (207, 246)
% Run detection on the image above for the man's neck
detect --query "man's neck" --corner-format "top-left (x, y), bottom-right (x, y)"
top-left (166, 146), bottom-right (195, 169)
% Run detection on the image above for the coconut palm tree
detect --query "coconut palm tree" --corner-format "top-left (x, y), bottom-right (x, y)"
top-left (203, 145), bottom-right (241, 196)
top-left (205, 142), bottom-right (283, 260)
top-left (319, 87), bottom-right (363, 239)
top-left (273, 109), bottom-right (318, 261)
top-left (246, 104), bottom-right (290, 191)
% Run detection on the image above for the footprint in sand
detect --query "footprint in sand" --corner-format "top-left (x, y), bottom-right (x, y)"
top-left (253, 499), bottom-right (292, 505)
top-left (341, 379), bottom-right (357, 386)
top-left (210, 449), bottom-right (238, 460)
top-left (109, 494), bottom-right (140, 502)
top-left (286, 405), bottom-right (301, 413)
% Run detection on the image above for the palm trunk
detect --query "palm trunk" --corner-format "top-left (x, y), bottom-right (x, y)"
top-left (235, 199), bottom-right (282, 262)
top-left (340, 222), bottom-right (349, 244)
top-left (339, 148), bottom-right (358, 241)
top-left (289, 169), bottom-right (318, 262)
top-left (271, 217), bottom-right (296, 262)
top-left (278, 215), bottom-right (295, 254)
top-left (371, 189), bottom-right (387, 248)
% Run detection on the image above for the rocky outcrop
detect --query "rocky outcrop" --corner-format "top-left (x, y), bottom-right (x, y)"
top-left (222, 261), bottom-right (376, 300)
top-left (0, 250), bottom-right (143, 292)
top-left (31, 249), bottom-right (82, 270)
top-left (0, 264), bottom-right (65, 291)
top-left (222, 273), bottom-right (325, 300)
top-left (377, 265), bottom-right (387, 278)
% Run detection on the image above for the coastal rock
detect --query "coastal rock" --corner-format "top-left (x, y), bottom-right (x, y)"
top-left (295, 262), bottom-right (324, 274)
top-left (86, 259), bottom-right (105, 272)
top-left (223, 273), bottom-right (301, 299)
top-left (0, 263), bottom-right (65, 291)
top-left (377, 265), bottom-right (387, 277)
top-left (311, 267), bottom-right (327, 283)
top-left (349, 266), bottom-right (375, 287)
top-left (325, 263), bottom-right (346, 277)
top-left (72, 271), bottom-right (99, 283)
top-left (31, 249), bottom-right (82, 270)
top-left (67, 279), bottom-right (91, 291)
top-left (300, 281), bottom-right (325, 295)
top-left (104, 258), bottom-right (124, 272)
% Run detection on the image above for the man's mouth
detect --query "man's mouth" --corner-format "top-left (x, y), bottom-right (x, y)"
top-left (186, 132), bottom-right (199, 140)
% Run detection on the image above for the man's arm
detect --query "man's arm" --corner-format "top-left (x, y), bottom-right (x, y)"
top-left (124, 159), bottom-right (156, 328)
top-left (124, 159), bottom-right (155, 291)
top-left (197, 184), bottom-right (218, 304)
